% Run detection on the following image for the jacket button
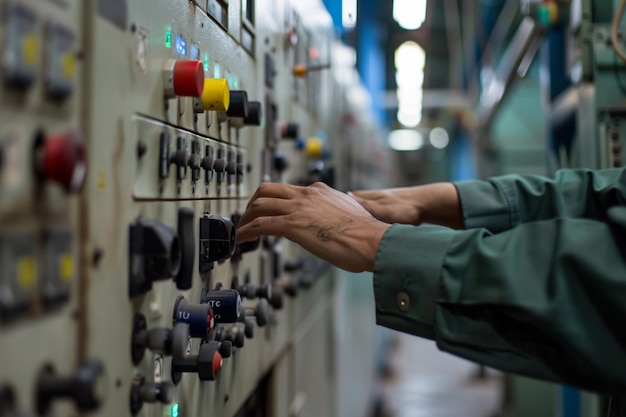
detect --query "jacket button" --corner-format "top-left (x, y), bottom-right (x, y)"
top-left (396, 292), bottom-right (410, 312)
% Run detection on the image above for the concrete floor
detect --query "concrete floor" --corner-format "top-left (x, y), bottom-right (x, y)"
top-left (378, 332), bottom-right (504, 417)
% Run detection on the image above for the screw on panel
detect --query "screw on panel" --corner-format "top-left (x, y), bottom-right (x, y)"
top-left (137, 141), bottom-right (147, 158)
top-left (92, 247), bottom-right (104, 267)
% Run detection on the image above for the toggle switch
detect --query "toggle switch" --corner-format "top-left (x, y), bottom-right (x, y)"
top-left (34, 130), bottom-right (87, 193)
top-left (130, 376), bottom-right (173, 416)
top-left (199, 213), bottom-right (236, 270)
top-left (200, 289), bottom-right (241, 323)
top-left (131, 313), bottom-right (175, 365)
top-left (35, 360), bottom-right (106, 415)
top-left (163, 59), bottom-right (204, 98)
top-left (128, 219), bottom-right (181, 297)
top-left (193, 78), bottom-right (230, 112)
top-left (171, 324), bottom-right (223, 384)
top-left (172, 296), bottom-right (214, 338)
top-left (243, 101), bottom-right (262, 126)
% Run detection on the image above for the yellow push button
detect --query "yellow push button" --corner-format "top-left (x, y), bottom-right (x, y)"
top-left (59, 253), bottom-right (74, 283)
top-left (293, 64), bottom-right (307, 78)
top-left (62, 52), bottom-right (75, 79)
top-left (201, 78), bottom-right (230, 112)
top-left (21, 34), bottom-right (38, 65)
top-left (305, 137), bottom-right (324, 157)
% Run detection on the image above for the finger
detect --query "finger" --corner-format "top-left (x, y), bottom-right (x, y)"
top-left (247, 182), bottom-right (302, 208)
top-left (238, 197), bottom-right (297, 229)
top-left (236, 214), bottom-right (293, 244)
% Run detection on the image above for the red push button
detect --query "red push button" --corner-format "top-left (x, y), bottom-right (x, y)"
top-left (38, 131), bottom-right (87, 193)
top-left (163, 60), bottom-right (204, 98)
top-left (212, 351), bottom-right (223, 377)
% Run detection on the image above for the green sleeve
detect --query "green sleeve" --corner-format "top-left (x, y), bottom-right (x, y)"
top-left (454, 167), bottom-right (626, 233)
top-left (374, 207), bottom-right (626, 393)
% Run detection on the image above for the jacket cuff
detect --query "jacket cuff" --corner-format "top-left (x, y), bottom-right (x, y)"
top-left (373, 224), bottom-right (457, 340)
top-left (454, 179), bottom-right (519, 233)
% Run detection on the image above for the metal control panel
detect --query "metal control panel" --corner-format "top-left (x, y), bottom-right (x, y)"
top-left (0, 1), bottom-right (382, 416)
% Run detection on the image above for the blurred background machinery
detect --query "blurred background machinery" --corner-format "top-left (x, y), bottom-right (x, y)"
top-left (0, 0), bottom-right (625, 417)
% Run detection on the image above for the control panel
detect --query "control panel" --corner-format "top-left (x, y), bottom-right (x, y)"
top-left (0, 1), bottom-right (380, 416)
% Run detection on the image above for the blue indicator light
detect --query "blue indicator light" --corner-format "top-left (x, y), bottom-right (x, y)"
top-left (175, 34), bottom-right (187, 57)
top-left (190, 44), bottom-right (200, 60)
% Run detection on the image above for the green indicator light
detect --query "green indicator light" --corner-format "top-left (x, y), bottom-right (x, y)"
top-left (171, 403), bottom-right (179, 417)
top-left (214, 63), bottom-right (221, 78)
top-left (165, 28), bottom-right (172, 48)
top-left (204, 53), bottom-right (210, 72)
top-left (233, 76), bottom-right (239, 88)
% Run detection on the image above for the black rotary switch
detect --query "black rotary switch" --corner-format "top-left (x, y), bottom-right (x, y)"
top-left (213, 149), bottom-right (227, 183)
top-left (201, 289), bottom-right (241, 323)
top-left (176, 207), bottom-right (195, 290)
top-left (226, 90), bottom-right (249, 119)
top-left (35, 360), bottom-right (106, 415)
top-left (170, 137), bottom-right (189, 181)
top-left (130, 376), bottom-right (173, 416)
top-left (172, 296), bottom-right (215, 338)
top-left (188, 141), bottom-right (201, 182)
top-left (128, 219), bottom-right (182, 297)
top-left (199, 213), bottom-right (236, 270)
top-left (201, 145), bottom-right (214, 183)
top-left (244, 101), bottom-right (262, 126)
top-left (171, 324), bottom-right (223, 384)
top-left (203, 339), bottom-right (233, 358)
top-left (131, 313), bottom-right (175, 365)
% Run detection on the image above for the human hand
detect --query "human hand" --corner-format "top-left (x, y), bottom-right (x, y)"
top-left (349, 183), bottom-right (464, 229)
top-left (348, 188), bottom-right (423, 225)
top-left (236, 182), bottom-right (390, 273)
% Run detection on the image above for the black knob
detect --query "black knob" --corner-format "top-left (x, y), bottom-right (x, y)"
top-left (281, 279), bottom-right (299, 298)
top-left (226, 160), bottom-right (237, 175)
top-left (176, 208), bottom-right (195, 290)
top-left (131, 313), bottom-right (175, 365)
top-left (273, 151), bottom-right (289, 173)
top-left (238, 282), bottom-right (272, 301)
top-left (170, 149), bottom-right (189, 167)
top-left (281, 122), bottom-right (299, 140)
top-left (243, 320), bottom-right (255, 339)
top-left (202, 146), bottom-right (214, 183)
top-left (130, 376), bottom-right (173, 415)
top-left (36, 360), bottom-right (106, 415)
top-left (269, 285), bottom-right (284, 310)
top-left (188, 153), bottom-right (201, 181)
top-left (213, 158), bottom-right (226, 173)
top-left (201, 289), bottom-right (241, 323)
top-left (244, 299), bottom-right (270, 327)
top-left (207, 340), bottom-right (233, 358)
top-left (244, 101), bottom-right (262, 126)
top-left (173, 296), bottom-right (215, 338)
top-left (128, 219), bottom-right (182, 297)
top-left (171, 338), bottom-right (223, 384)
top-left (199, 213), bottom-right (236, 265)
top-left (231, 211), bottom-right (260, 259)
top-left (226, 90), bottom-right (249, 119)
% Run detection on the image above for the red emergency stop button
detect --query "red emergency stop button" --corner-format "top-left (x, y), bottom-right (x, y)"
top-left (212, 351), bottom-right (223, 377)
top-left (163, 59), bottom-right (204, 98)
top-left (36, 131), bottom-right (87, 193)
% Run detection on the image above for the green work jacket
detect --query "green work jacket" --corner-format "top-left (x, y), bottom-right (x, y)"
top-left (373, 167), bottom-right (626, 393)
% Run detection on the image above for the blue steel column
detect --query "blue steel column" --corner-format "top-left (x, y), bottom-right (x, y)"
top-left (355, 0), bottom-right (386, 126)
